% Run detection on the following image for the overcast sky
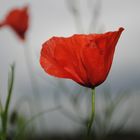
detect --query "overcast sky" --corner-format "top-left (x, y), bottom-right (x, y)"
top-left (0, 0), bottom-right (140, 132)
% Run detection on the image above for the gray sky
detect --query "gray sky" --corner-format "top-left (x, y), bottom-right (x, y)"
top-left (0, 0), bottom-right (140, 133)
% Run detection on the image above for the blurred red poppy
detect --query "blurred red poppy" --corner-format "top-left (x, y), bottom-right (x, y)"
top-left (40, 27), bottom-right (124, 88)
top-left (0, 6), bottom-right (29, 40)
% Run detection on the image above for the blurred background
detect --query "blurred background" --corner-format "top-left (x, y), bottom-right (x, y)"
top-left (0, 0), bottom-right (140, 140)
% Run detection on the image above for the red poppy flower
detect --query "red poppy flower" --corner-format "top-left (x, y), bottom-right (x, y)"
top-left (0, 6), bottom-right (29, 40)
top-left (40, 27), bottom-right (124, 88)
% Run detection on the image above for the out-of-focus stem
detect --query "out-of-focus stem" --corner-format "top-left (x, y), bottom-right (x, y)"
top-left (1, 63), bottom-right (15, 140)
top-left (0, 98), bottom-right (3, 113)
top-left (66, 0), bottom-right (84, 33)
top-left (23, 41), bottom-right (45, 130)
top-left (0, 80), bottom-right (3, 113)
top-left (86, 88), bottom-right (95, 139)
top-left (23, 42), bottom-right (40, 97)
top-left (88, 0), bottom-right (101, 33)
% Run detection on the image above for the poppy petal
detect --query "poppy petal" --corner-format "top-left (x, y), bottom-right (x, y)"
top-left (81, 28), bottom-right (124, 87)
top-left (40, 28), bottom-right (124, 88)
top-left (0, 6), bottom-right (29, 40)
top-left (40, 37), bottom-right (85, 84)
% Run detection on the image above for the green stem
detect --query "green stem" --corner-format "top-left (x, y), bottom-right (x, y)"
top-left (0, 81), bottom-right (3, 115)
top-left (86, 88), bottom-right (95, 139)
top-left (0, 96), bottom-right (3, 115)
top-left (2, 63), bottom-right (15, 140)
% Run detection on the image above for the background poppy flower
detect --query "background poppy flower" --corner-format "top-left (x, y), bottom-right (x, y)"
top-left (0, 6), bottom-right (29, 40)
top-left (40, 27), bottom-right (124, 88)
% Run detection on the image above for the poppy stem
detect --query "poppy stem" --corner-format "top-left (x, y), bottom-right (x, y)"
top-left (23, 41), bottom-right (45, 130)
top-left (0, 97), bottom-right (3, 113)
top-left (86, 88), bottom-right (95, 139)
top-left (1, 63), bottom-right (15, 140)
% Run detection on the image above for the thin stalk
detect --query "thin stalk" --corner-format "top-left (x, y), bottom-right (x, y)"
top-left (0, 99), bottom-right (3, 139)
top-left (0, 80), bottom-right (3, 115)
top-left (0, 97), bottom-right (3, 113)
top-left (23, 42), bottom-right (40, 98)
top-left (86, 88), bottom-right (95, 139)
top-left (2, 63), bottom-right (15, 140)
top-left (66, 0), bottom-right (84, 33)
top-left (23, 41), bottom-right (45, 130)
